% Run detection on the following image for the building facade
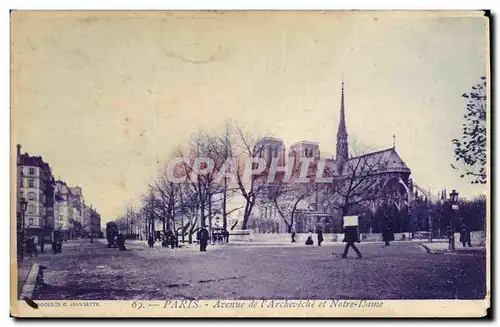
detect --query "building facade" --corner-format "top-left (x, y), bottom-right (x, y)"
top-left (54, 180), bottom-right (72, 239)
top-left (17, 146), bottom-right (56, 241)
top-left (17, 145), bottom-right (102, 244)
top-left (90, 207), bottom-right (102, 237)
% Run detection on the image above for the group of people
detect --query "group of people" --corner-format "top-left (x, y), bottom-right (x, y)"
top-left (303, 227), bottom-right (324, 246)
top-left (148, 230), bottom-right (178, 249)
top-left (143, 226), bottom-right (229, 252)
top-left (107, 232), bottom-right (127, 251)
top-left (298, 224), bottom-right (397, 259)
top-left (23, 231), bottom-right (66, 257)
top-left (211, 229), bottom-right (230, 244)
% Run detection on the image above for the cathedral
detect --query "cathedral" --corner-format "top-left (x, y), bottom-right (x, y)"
top-left (248, 81), bottom-right (416, 234)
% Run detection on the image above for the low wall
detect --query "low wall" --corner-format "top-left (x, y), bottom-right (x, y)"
top-left (231, 230), bottom-right (487, 245)
top-left (454, 231), bottom-right (486, 247)
top-left (229, 230), bottom-right (252, 242)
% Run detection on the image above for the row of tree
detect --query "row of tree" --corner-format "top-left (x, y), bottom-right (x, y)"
top-left (112, 121), bottom-right (400, 239)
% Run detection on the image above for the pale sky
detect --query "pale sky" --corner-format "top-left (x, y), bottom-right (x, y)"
top-left (12, 11), bottom-right (488, 222)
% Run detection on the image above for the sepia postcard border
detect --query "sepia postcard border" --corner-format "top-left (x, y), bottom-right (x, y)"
top-left (9, 10), bottom-right (491, 318)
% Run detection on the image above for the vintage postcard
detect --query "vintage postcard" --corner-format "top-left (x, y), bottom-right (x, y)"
top-left (10, 10), bottom-right (490, 318)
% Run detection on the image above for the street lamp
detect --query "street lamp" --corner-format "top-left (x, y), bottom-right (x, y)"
top-left (428, 208), bottom-right (433, 243)
top-left (449, 189), bottom-right (459, 250)
top-left (130, 221), bottom-right (134, 240)
top-left (18, 197), bottom-right (28, 259)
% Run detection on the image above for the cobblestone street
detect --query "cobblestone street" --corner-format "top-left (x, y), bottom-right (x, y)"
top-left (24, 239), bottom-right (486, 301)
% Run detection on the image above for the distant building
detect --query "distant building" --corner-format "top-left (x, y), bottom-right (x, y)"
top-left (17, 145), bottom-right (55, 240)
top-left (69, 186), bottom-right (84, 238)
top-left (54, 180), bottom-right (72, 239)
top-left (83, 203), bottom-right (92, 236)
top-left (90, 207), bottom-right (101, 237)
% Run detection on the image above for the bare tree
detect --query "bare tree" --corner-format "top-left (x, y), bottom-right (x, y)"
top-left (233, 125), bottom-right (272, 230)
top-left (265, 181), bottom-right (320, 233)
top-left (139, 188), bottom-right (161, 239)
top-left (152, 163), bottom-right (183, 234)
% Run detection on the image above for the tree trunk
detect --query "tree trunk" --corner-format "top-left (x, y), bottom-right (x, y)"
top-left (200, 203), bottom-right (206, 227)
top-left (241, 199), bottom-right (253, 230)
top-left (163, 211), bottom-right (166, 234)
top-left (222, 178), bottom-right (228, 230)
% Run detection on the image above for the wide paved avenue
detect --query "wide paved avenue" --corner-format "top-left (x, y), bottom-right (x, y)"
top-left (24, 239), bottom-right (486, 300)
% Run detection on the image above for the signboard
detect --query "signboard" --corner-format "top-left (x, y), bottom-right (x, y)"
top-left (343, 215), bottom-right (359, 227)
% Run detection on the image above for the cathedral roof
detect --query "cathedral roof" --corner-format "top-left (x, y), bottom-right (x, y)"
top-left (349, 147), bottom-right (411, 174)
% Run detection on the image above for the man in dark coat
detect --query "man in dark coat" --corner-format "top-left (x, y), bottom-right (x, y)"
top-left (148, 235), bottom-right (154, 248)
top-left (170, 232), bottom-right (177, 249)
top-left (460, 223), bottom-right (472, 247)
top-left (199, 225), bottom-right (209, 252)
top-left (52, 231), bottom-right (59, 254)
top-left (383, 224), bottom-right (394, 246)
top-left (117, 233), bottom-right (127, 251)
top-left (40, 235), bottom-right (45, 253)
top-left (341, 226), bottom-right (362, 259)
top-left (317, 226), bottom-right (324, 246)
top-left (291, 229), bottom-right (296, 243)
top-left (26, 237), bottom-right (37, 257)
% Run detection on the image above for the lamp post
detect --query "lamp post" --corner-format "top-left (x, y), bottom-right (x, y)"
top-left (449, 189), bottom-right (459, 250)
top-left (428, 208), bottom-right (433, 243)
top-left (130, 221), bottom-right (134, 240)
top-left (18, 197), bottom-right (28, 259)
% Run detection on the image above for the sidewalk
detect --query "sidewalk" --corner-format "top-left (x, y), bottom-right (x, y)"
top-left (420, 242), bottom-right (486, 255)
top-left (16, 263), bottom-right (31, 298)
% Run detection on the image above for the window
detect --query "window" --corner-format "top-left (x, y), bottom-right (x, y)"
top-left (60, 214), bottom-right (64, 222)
top-left (28, 218), bottom-right (34, 226)
top-left (28, 192), bottom-right (36, 201)
top-left (28, 204), bottom-right (35, 214)
top-left (28, 179), bottom-right (35, 188)
top-left (29, 167), bottom-right (35, 175)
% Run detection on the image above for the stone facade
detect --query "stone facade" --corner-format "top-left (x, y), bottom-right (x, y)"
top-left (17, 144), bottom-right (102, 242)
top-left (17, 146), bottom-right (55, 240)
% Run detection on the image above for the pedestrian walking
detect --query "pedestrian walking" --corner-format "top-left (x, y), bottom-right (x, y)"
top-left (317, 226), bottom-right (324, 246)
top-left (26, 236), bottom-right (37, 257)
top-left (117, 233), bottom-right (127, 251)
top-left (170, 233), bottom-right (177, 249)
top-left (198, 225), bottom-right (209, 252)
top-left (305, 230), bottom-right (314, 245)
top-left (51, 231), bottom-right (58, 254)
top-left (460, 223), bottom-right (473, 247)
top-left (148, 235), bottom-right (154, 248)
top-left (223, 229), bottom-right (230, 243)
top-left (383, 225), bottom-right (394, 246)
top-left (291, 229), bottom-right (296, 243)
top-left (56, 231), bottom-right (63, 253)
top-left (341, 225), bottom-right (362, 259)
top-left (40, 236), bottom-right (45, 253)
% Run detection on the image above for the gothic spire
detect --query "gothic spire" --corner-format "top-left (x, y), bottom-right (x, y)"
top-left (336, 77), bottom-right (348, 163)
top-left (337, 78), bottom-right (347, 137)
